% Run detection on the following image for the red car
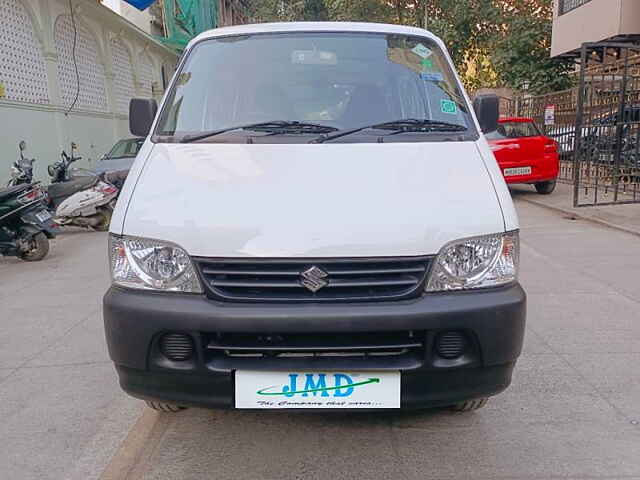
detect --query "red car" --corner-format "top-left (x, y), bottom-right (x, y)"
top-left (487, 117), bottom-right (560, 194)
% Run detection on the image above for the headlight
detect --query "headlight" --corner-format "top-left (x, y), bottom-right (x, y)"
top-left (426, 231), bottom-right (519, 292)
top-left (109, 235), bottom-right (203, 293)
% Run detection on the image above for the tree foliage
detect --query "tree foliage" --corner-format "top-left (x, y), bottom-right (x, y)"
top-left (491, 0), bottom-right (573, 93)
top-left (303, 0), bottom-right (329, 21)
top-left (248, 0), bottom-right (573, 93)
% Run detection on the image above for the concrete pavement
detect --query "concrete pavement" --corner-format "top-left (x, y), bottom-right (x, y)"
top-left (0, 230), bottom-right (142, 480)
top-left (1, 199), bottom-right (639, 479)
top-left (511, 181), bottom-right (640, 237)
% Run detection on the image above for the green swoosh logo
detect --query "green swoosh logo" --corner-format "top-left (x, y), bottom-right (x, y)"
top-left (257, 378), bottom-right (380, 396)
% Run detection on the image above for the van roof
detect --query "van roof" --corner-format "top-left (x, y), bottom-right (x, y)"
top-left (190, 22), bottom-right (443, 48)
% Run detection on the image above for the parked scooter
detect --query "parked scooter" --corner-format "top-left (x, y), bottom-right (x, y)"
top-left (8, 141), bottom-right (119, 231)
top-left (49, 143), bottom-right (118, 230)
top-left (46, 142), bottom-right (98, 210)
top-left (8, 140), bottom-right (87, 210)
top-left (0, 183), bottom-right (57, 261)
top-left (54, 177), bottom-right (118, 231)
top-left (7, 141), bottom-right (36, 187)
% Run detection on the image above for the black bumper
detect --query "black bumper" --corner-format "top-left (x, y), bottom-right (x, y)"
top-left (103, 284), bottom-right (526, 409)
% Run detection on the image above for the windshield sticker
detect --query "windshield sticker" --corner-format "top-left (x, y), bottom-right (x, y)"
top-left (421, 58), bottom-right (434, 70)
top-left (292, 50), bottom-right (337, 65)
top-left (412, 43), bottom-right (432, 59)
top-left (441, 99), bottom-right (458, 115)
top-left (421, 72), bottom-right (444, 83)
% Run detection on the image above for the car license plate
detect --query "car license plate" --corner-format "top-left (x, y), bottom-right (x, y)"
top-left (504, 166), bottom-right (532, 177)
top-left (235, 370), bottom-right (401, 409)
top-left (35, 210), bottom-right (51, 222)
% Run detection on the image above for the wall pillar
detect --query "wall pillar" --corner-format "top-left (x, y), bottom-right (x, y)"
top-left (42, 51), bottom-right (62, 106)
top-left (37, 0), bottom-right (67, 156)
top-left (103, 30), bottom-right (120, 142)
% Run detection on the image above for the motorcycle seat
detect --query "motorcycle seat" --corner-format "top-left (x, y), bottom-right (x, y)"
top-left (47, 176), bottom-right (98, 202)
top-left (0, 184), bottom-right (31, 202)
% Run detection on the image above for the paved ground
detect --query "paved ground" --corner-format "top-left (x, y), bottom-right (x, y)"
top-left (511, 181), bottom-right (640, 237)
top-left (1, 198), bottom-right (639, 480)
top-left (0, 230), bottom-right (142, 480)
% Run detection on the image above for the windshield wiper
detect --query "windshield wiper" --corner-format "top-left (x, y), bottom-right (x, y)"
top-left (311, 118), bottom-right (468, 144)
top-left (180, 121), bottom-right (339, 143)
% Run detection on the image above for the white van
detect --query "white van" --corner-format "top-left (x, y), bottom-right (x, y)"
top-left (104, 22), bottom-right (525, 412)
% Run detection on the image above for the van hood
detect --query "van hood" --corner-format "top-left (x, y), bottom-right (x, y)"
top-left (121, 142), bottom-right (505, 257)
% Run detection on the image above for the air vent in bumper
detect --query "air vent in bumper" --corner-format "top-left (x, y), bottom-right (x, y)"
top-left (203, 331), bottom-right (426, 370)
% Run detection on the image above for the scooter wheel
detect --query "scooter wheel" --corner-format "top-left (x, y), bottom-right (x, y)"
top-left (93, 208), bottom-right (112, 232)
top-left (18, 232), bottom-right (49, 262)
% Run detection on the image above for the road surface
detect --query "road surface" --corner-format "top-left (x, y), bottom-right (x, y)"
top-left (1, 198), bottom-right (639, 480)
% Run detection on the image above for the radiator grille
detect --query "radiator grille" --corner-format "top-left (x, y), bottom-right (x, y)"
top-left (194, 257), bottom-right (431, 302)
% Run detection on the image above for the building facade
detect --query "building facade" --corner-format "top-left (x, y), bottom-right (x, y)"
top-left (551, 0), bottom-right (640, 58)
top-left (0, 0), bottom-right (178, 183)
top-left (154, 0), bottom-right (249, 50)
top-left (101, 0), bottom-right (155, 34)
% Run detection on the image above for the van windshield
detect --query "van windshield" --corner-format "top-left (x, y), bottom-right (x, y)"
top-left (155, 32), bottom-right (476, 143)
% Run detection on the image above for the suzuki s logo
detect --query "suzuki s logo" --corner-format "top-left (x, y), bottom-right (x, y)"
top-left (300, 266), bottom-right (328, 292)
top-left (257, 373), bottom-right (380, 398)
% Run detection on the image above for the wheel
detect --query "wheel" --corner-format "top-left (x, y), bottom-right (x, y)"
top-left (535, 179), bottom-right (557, 195)
top-left (449, 397), bottom-right (489, 412)
top-left (18, 232), bottom-right (49, 262)
top-left (93, 207), bottom-right (112, 232)
top-left (145, 400), bottom-right (186, 413)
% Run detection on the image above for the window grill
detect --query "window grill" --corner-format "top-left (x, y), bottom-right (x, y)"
top-left (559, 0), bottom-right (592, 16)
top-left (111, 37), bottom-right (135, 115)
top-left (54, 15), bottom-right (108, 112)
top-left (0, 0), bottom-right (49, 104)
top-left (138, 53), bottom-right (154, 98)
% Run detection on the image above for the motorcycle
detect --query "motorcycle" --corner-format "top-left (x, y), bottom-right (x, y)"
top-left (8, 141), bottom-right (90, 210)
top-left (8, 141), bottom-right (119, 231)
top-left (49, 143), bottom-right (118, 230)
top-left (7, 141), bottom-right (36, 187)
top-left (46, 142), bottom-right (99, 211)
top-left (0, 183), bottom-right (57, 261)
top-left (54, 177), bottom-right (118, 231)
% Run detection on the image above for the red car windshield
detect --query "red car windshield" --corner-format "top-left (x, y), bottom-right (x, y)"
top-left (486, 122), bottom-right (541, 140)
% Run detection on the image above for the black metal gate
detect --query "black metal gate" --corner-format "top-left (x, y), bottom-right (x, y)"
top-left (573, 42), bottom-right (640, 206)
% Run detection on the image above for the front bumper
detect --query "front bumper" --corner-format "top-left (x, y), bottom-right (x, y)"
top-left (103, 284), bottom-right (526, 409)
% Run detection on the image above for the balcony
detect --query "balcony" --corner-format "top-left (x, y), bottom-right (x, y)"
top-left (552, 0), bottom-right (640, 57)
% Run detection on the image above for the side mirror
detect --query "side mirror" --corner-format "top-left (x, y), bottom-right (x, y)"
top-left (130, 98), bottom-right (158, 137)
top-left (19, 141), bottom-right (27, 151)
top-left (473, 94), bottom-right (499, 134)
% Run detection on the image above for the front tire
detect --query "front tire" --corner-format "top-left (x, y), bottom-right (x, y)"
top-left (535, 179), bottom-right (557, 195)
top-left (450, 397), bottom-right (489, 412)
top-left (144, 400), bottom-right (186, 413)
top-left (18, 232), bottom-right (49, 262)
